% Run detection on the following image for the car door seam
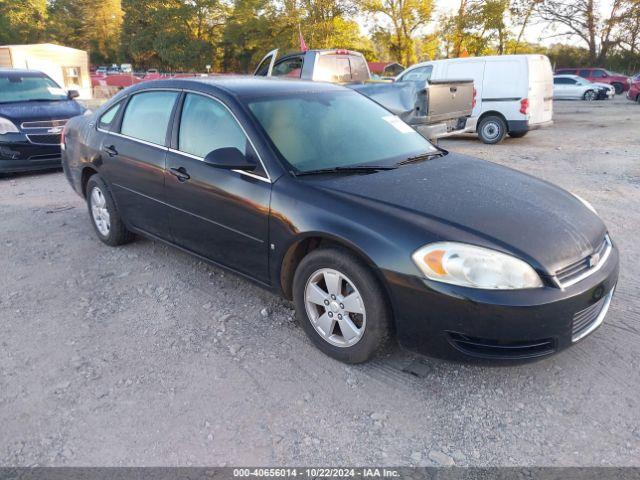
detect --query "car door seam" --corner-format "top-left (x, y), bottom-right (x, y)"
top-left (112, 182), bottom-right (265, 244)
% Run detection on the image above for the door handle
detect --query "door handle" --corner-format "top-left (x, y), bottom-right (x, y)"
top-left (169, 167), bottom-right (190, 182)
top-left (449, 86), bottom-right (458, 93)
top-left (103, 145), bottom-right (118, 157)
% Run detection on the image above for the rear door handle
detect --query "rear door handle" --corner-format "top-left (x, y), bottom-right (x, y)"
top-left (169, 167), bottom-right (190, 182)
top-left (103, 145), bottom-right (118, 157)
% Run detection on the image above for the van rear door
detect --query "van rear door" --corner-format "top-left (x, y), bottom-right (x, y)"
top-left (528, 55), bottom-right (554, 125)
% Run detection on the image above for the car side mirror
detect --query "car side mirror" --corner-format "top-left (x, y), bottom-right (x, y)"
top-left (67, 90), bottom-right (80, 100)
top-left (203, 147), bottom-right (256, 171)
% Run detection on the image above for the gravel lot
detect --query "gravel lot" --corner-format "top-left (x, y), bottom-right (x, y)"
top-left (1, 97), bottom-right (639, 467)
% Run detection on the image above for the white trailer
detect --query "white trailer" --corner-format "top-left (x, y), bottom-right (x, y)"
top-left (0, 43), bottom-right (92, 99)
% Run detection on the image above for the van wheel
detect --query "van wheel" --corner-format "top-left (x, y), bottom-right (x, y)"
top-left (86, 174), bottom-right (135, 246)
top-left (583, 90), bottom-right (597, 101)
top-left (508, 131), bottom-right (528, 139)
top-left (292, 247), bottom-right (392, 364)
top-left (477, 116), bottom-right (507, 144)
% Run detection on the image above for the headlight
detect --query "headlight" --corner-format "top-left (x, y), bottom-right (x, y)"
top-left (571, 193), bottom-right (598, 215)
top-left (0, 116), bottom-right (19, 135)
top-left (412, 242), bottom-right (543, 290)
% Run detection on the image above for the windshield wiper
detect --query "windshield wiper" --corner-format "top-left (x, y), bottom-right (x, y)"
top-left (396, 151), bottom-right (446, 166)
top-left (294, 165), bottom-right (397, 177)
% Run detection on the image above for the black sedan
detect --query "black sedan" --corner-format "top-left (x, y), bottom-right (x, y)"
top-left (0, 69), bottom-right (87, 174)
top-left (61, 77), bottom-right (619, 363)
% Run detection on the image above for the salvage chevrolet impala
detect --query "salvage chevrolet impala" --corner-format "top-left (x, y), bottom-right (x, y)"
top-left (61, 78), bottom-right (619, 363)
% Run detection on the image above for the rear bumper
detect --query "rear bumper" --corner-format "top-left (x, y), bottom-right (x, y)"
top-left (385, 243), bottom-right (619, 361)
top-left (507, 119), bottom-right (553, 134)
top-left (0, 139), bottom-right (62, 174)
top-left (415, 117), bottom-right (474, 140)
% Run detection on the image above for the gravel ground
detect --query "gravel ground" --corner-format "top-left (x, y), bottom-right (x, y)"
top-left (1, 97), bottom-right (639, 467)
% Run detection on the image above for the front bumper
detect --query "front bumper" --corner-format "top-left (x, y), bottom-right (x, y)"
top-left (0, 135), bottom-right (62, 174)
top-left (386, 244), bottom-right (619, 361)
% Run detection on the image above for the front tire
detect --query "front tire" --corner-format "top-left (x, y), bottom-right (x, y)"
top-left (292, 247), bottom-right (392, 363)
top-left (86, 174), bottom-right (134, 246)
top-left (612, 83), bottom-right (624, 95)
top-left (583, 90), bottom-right (597, 101)
top-left (477, 115), bottom-right (507, 144)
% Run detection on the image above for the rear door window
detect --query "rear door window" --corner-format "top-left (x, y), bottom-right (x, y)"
top-left (120, 91), bottom-right (179, 145)
top-left (579, 69), bottom-right (591, 77)
top-left (272, 57), bottom-right (304, 78)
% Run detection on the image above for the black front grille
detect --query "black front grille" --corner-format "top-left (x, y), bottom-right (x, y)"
top-left (21, 119), bottom-right (68, 129)
top-left (556, 236), bottom-right (609, 285)
top-left (26, 134), bottom-right (62, 145)
top-left (447, 333), bottom-right (556, 360)
top-left (572, 294), bottom-right (607, 341)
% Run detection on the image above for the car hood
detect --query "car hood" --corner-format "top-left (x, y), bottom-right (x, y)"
top-left (0, 100), bottom-right (85, 124)
top-left (306, 153), bottom-right (607, 274)
top-left (592, 82), bottom-right (613, 90)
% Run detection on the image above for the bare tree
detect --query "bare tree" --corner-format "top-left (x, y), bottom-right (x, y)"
top-left (535, 0), bottom-right (626, 63)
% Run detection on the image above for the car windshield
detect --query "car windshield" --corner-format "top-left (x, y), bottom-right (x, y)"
top-left (245, 90), bottom-right (437, 173)
top-left (0, 73), bottom-right (68, 103)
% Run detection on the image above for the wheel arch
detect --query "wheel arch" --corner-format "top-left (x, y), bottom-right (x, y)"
top-left (80, 165), bottom-right (100, 198)
top-left (278, 232), bottom-right (394, 310)
top-left (476, 110), bottom-right (507, 132)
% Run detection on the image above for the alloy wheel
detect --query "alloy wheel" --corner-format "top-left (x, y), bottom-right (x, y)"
top-left (584, 90), bottom-right (597, 101)
top-left (304, 268), bottom-right (366, 348)
top-left (90, 186), bottom-right (111, 236)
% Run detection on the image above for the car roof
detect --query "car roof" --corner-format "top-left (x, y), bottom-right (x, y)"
top-left (125, 75), bottom-right (348, 98)
top-left (0, 68), bottom-right (47, 76)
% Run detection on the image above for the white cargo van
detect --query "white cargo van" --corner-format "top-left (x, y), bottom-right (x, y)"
top-left (397, 55), bottom-right (554, 144)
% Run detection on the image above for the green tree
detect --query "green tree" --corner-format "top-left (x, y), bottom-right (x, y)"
top-left (0, 0), bottom-right (47, 45)
top-left (121, 0), bottom-right (228, 71)
top-left (47, 0), bottom-right (122, 64)
top-left (360, 0), bottom-right (434, 65)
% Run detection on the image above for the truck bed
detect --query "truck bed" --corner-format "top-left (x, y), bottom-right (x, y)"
top-left (349, 79), bottom-right (474, 127)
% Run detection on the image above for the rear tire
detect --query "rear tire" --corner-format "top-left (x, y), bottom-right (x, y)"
top-left (508, 131), bottom-right (528, 139)
top-left (477, 115), bottom-right (507, 144)
top-left (292, 247), bottom-right (392, 364)
top-left (86, 174), bottom-right (134, 246)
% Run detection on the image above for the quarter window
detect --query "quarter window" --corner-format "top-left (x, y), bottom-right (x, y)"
top-left (178, 93), bottom-right (248, 159)
top-left (98, 102), bottom-right (122, 129)
top-left (120, 91), bottom-right (179, 145)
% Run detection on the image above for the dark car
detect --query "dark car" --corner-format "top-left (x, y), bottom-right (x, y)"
top-left (555, 67), bottom-right (630, 94)
top-left (61, 77), bottom-right (619, 363)
top-left (0, 69), bottom-right (87, 174)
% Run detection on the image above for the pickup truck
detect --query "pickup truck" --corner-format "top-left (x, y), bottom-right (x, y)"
top-left (254, 49), bottom-right (475, 140)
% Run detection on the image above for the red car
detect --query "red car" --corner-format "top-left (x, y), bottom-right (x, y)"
top-left (628, 79), bottom-right (640, 103)
top-left (556, 67), bottom-right (631, 94)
